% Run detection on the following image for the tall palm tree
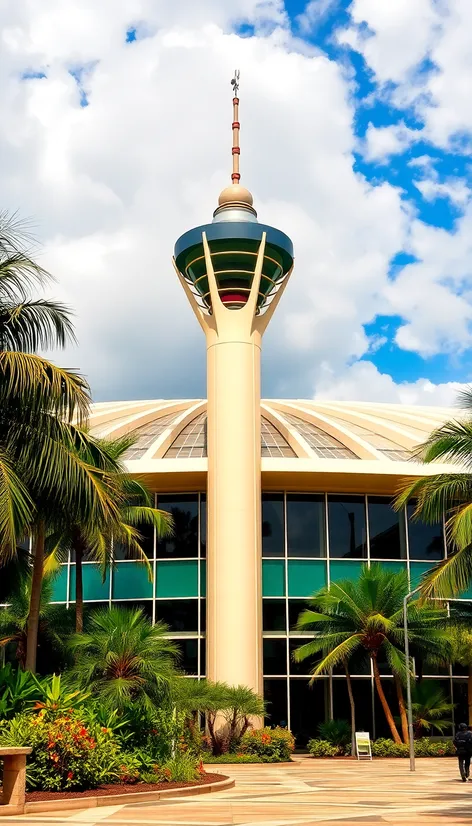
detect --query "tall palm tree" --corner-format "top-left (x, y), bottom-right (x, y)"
top-left (48, 435), bottom-right (173, 632)
top-left (0, 211), bottom-right (128, 671)
top-left (293, 564), bottom-right (450, 744)
top-left (69, 605), bottom-right (179, 712)
top-left (395, 388), bottom-right (472, 598)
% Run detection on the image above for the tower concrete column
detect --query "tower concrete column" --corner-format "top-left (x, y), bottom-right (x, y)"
top-left (173, 73), bottom-right (293, 699)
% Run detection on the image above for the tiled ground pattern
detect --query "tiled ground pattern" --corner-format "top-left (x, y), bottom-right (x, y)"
top-left (4, 756), bottom-right (472, 826)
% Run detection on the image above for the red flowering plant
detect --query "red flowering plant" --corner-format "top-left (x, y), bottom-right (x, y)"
top-left (240, 726), bottom-right (295, 762)
top-left (0, 710), bottom-right (123, 791)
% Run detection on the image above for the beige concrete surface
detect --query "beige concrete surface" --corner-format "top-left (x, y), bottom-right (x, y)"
top-left (4, 755), bottom-right (472, 825)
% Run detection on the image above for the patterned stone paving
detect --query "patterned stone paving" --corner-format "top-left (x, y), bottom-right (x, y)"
top-left (4, 756), bottom-right (472, 825)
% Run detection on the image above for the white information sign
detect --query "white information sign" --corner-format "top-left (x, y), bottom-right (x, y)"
top-left (355, 731), bottom-right (372, 760)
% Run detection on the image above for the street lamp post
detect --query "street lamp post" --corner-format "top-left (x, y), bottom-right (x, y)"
top-left (403, 585), bottom-right (422, 773)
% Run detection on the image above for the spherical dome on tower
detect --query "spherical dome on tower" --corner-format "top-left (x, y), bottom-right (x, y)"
top-left (218, 184), bottom-right (253, 207)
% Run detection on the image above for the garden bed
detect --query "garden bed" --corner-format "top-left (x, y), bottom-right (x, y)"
top-left (21, 773), bottom-right (226, 803)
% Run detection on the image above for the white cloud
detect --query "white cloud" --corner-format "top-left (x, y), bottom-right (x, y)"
top-left (343, 0), bottom-right (472, 150)
top-left (314, 360), bottom-right (467, 406)
top-left (1, 0), bottom-right (471, 405)
top-left (296, 0), bottom-right (339, 34)
top-left (361, 122), bottom-right (417, 162)
top-left (414, 177), bottom-right (470, 206)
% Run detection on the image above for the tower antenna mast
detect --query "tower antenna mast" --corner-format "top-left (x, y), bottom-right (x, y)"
top-left (230, 69), bottom-right (241, 184)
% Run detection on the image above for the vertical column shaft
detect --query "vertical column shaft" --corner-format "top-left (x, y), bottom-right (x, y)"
top-left (206, 334), bottom-right (263, 696)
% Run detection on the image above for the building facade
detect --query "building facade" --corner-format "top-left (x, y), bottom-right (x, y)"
top-left (48, 398), bottom-right (470, 742)
top-left (45, 81), bottom-right (470, 742)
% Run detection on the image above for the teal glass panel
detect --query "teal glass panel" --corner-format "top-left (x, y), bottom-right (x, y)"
top-left (51, 565), bottom-right (68, 602)
top-left (329, 561), bottom-right (363, 583)
top-left (70, 564), bottom-right (110, 602)
top-left (156, 561), bottom-right (198, 598)
top-left (378, 562), bottom-right (407, 577)
top-left (262, 560), bottom-right (285, 597)
top-left (288, 560), bottom-right (326, 597)
top-left (409, 562), bottom-right (434, 590)
top-left (112, 563), bottom-right (152, 600)
top-left (200, 561), bottom-right (206, 597)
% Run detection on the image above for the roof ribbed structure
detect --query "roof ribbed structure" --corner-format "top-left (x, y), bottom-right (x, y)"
top-left (88, 398), bottom-right (461, 478)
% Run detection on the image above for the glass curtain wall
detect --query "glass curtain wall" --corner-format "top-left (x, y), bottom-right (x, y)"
top-left (45, 489), bottom-right (464, 743)
top-left (49, 493), bottom-right (206, 677)
top-left (262, 493), bottom-right (451, 745)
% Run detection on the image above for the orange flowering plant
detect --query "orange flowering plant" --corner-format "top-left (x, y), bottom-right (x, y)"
top-left (239, 726), bottom-right (295, 762)
top-left (0, 710), bottom-right (123, 790)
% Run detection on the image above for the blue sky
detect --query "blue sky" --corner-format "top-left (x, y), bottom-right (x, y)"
top-left (281, 0), bottom-right (472, 391)
top-left (3, 0), bottom-right (472, 404)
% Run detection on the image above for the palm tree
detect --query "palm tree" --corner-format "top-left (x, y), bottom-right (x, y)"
top-left (409, 681), bottom-right (454, 738)
top-left (68, 605), bottom-right (179, 711)
top-left (449, 622), bottom-right (472, 725)
top-left (395, 388), bottom-right (472, 598)
top-left (0, 571), bottom-right (74, 671)
top-left (47, 434), bottom-right (173, 632)
top-left (294, 564), bottom-right (450, 744)
top-left (0, 213), bottom-right (124, 671)
top-left (0, 211), bottom-right (90, 553)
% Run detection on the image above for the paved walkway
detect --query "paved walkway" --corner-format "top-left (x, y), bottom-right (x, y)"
top-left (5, 756), bottom-right (472, 825)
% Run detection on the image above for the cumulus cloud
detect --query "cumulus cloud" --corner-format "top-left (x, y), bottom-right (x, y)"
top-left (361, 122), bottom-right (418, 162)
top-left (314, 360), bottom-right (467, 406)
top-left (1, 0), bottom-right (472, 405)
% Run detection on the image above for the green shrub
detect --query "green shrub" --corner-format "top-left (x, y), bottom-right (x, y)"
top-left (140, 752), bottom-right (205, 783)
top-left (307, 738), bottom-right (341, 757)
top-left (414, 738), bottom-right (454, 757)
top-left (203, 753), bottom-right (262, 764)
top-left (317, 719), bottom-right (351, 751)
top-left (239, 727), bottom-right (294, 762)
top-left (371, 738), bottom-right (455, 757)
top-left (371, 738), bottom-right (408, 758)
top-left (0, 710), bottom-right (122, 791)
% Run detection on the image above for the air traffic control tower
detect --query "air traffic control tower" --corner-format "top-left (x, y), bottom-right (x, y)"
top-left (173, 72), bottom-right (294, 699)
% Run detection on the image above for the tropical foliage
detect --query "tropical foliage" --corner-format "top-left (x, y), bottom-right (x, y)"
top-left (395, 388), bottom-right (472, 598)
top-left (294, 564), bottom-right (451, 744)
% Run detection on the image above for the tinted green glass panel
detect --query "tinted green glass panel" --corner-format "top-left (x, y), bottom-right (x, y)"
top-left (156, 561), bottom-right (198, 598)
top-left (378, 562), bottom-right (407, 577)
top-left (200, 561), bottom-right (206, 597)
top-left (70, 564), bottom-right (110, 602)
top-left (288, 560), bottom-right (326, 597)
top-left (51, 565), bottom-right (68, 602)
top-left (409, 562), bottom-right (434, 590)
top-left (113, 563), bottom-right (152, 600)
top-left (262, 560), bottom-right (285, 597)
top-left (329, 561), bottom-right (363, 583)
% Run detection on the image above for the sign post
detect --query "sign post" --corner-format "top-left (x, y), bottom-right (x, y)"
top-left (355, 731), bottom-right (372, 760)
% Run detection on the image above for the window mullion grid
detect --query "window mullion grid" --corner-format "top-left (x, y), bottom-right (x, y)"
top-left (197, 492), bottom-right (201, 679)
top-left (325, 493), bottom-right (333, 719)
top-left (152, 493), bottom-right (157, 625)
top-left (365, 494), bottom-right (370, 569)
top-left (404, 504), bottom-right (411, 591)
top-left (284, 491), bottom-right (290, 730)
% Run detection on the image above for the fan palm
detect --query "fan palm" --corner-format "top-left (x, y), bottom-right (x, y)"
top-left (395, 388), bottom-right (472, 598)
top-left (409, 681), bottom-right (454, 738)
top-left (47, 434), bottom-right (173, 632)
top-left (293, 564), bottom-right (450, 744)
top-left (0, 212), bottom-right (135, 671)
top-left (68, 605), bottom-right (179, 712)
top-left (0, 211), bottom-right (90, 553)
top-left (0, 571), bottom-right (74, 671)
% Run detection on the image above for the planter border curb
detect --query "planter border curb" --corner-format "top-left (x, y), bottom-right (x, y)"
top-left (0, 775), bottom-right (234, 817)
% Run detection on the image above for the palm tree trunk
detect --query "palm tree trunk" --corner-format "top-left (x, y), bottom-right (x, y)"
top-left (25, 520), bottom-right (45, 673)
top-left (468, 665), bottom-right (472, 727)
top-left (394, 674), bottom-right (409, 744)
top-left (73, 532), bottom-right (85, 633)
top-left (344, 661), bottom-right (356, 756)
top-left (371, 655), bottom-right (402, 744)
